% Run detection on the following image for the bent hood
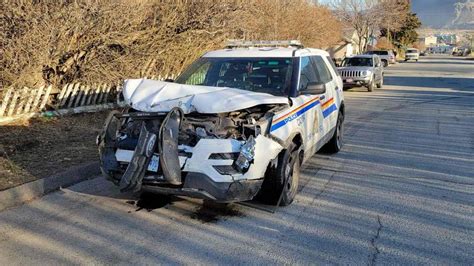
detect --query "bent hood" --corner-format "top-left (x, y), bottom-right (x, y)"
top-left (122, 79), bottom-right (289, 114)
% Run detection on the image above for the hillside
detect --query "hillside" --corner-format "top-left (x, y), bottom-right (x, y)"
top-left (413, 0), bottom-right (474, 29)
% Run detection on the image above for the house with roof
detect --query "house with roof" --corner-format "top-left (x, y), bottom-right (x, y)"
top-left (326, 27), bottom-right (366, 64)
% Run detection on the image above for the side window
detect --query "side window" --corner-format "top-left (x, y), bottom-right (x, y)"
top-left (326, 56), bottom-right (340, 76)
top-left (299, 56), bottom-right (320, 90)
top-left (311, 56), bottom-right (333, 83)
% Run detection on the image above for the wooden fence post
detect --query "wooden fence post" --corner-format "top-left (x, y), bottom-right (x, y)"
top-left (102, 84), bottom-right (112, 104)
top-left (15, 87), bottom-right (30, 115)
top-left (59, 83), bottom-right (74, 108)
top-left (80, 85), bottom-right (91, 106)
top-left (91, 83), bottom-right (103, 105)
top-left (23, 86), bottom-right (41, 113)
top-left (0, 87), bottom-right (14, 117)
top-left (68, 83), bottom-right (81, 108)
top-left (7, 89), bottom-right (20, 117)
top-left (73, 84), bottom-right (85, 107)
top-left (31, 85), bottom-right (45, 112)
top-left (38, 85), bottom-right (52, 111)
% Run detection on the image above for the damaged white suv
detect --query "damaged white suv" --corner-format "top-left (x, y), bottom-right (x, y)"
top-left (98, 41), bottom-right (344, 206)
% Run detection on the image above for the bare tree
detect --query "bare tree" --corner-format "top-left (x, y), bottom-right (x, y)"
top-left (330, 0), bottom-right (408, 52)
top-left (330, 0), bottom-right (381, 53)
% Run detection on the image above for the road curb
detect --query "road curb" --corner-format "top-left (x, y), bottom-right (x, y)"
top-left (0, 162), bottom-right (100, 211)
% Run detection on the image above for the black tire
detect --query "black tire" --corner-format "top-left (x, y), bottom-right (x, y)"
top-left (376, 76), bottom-right (383, 88)
top-left (367, 78), bottom-right (375, 92)
top-left (324, 111), bottom-right (344, 153)
top-left (257, 143), bottom-right (300, 206)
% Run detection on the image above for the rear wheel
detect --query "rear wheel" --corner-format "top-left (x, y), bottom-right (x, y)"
top-left (324, 111), bottom-right (344, 153)
top-left (257, 143), bottom-right (300, 206)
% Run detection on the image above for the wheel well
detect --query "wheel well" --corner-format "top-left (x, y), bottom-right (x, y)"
top-left (339, 101), bottom-right (345, 117)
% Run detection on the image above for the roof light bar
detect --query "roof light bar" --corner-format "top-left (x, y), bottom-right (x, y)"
top-left (226, 40), bottom-right (303, 49)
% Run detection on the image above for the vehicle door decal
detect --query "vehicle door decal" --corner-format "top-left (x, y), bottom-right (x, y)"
top-left (270, 97), bottom-right (320, 132)
top-left (321, 97), bottom-right (337, 118)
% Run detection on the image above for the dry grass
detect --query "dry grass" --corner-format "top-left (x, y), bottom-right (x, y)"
top-left (0, 0), bottom-right (342, 89)
top-left (0, 112), bottom-right (108, 190)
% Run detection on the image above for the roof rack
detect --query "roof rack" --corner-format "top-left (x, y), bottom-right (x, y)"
top-left (226, 40), bottom-right (304, 49)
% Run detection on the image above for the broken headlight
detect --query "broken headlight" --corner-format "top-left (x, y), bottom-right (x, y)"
top-left (234, 136), bottom-right (256, 172)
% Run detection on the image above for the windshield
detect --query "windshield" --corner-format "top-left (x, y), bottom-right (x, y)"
top-left (407, 49), bottom-right (418, 53)
top-left (342, 57), bottom-right (373, 67)
top-left (366, 51), bottom-right (388, 55)
top-left (175, 57), bottom-right (293, 96)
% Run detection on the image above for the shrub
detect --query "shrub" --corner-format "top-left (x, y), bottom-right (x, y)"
top-left (0, 0), bottom-right (341, 88)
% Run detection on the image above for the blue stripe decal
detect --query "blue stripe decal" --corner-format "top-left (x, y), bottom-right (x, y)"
top-left (270, 100), bottom-right (320, 132)
top-left (322, 104), bottom-right (337, 118)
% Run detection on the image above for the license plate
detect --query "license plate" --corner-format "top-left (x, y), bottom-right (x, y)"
top-left (346, 79), bottom-right (353, 83)
top-left (147, 155), bottom-right (159, 172)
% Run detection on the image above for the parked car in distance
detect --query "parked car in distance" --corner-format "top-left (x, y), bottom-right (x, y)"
top-left (364, 50), bottom-right (396, 67)
top-left (337, 54), bottom-right (384, 92)
top-left (98, 40), bottom-right (345, 207)
top-left (405, 48), bottom-right (419, 62)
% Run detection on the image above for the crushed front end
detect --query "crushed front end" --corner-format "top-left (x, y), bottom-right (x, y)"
top-left (97, 105), bottom-right (284, 202)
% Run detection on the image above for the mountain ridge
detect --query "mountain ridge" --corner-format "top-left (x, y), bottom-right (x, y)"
top-left (412, 0), bottom-right (474, 29)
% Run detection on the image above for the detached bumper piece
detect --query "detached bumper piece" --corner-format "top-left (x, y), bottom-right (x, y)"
top-left (119, 123), bottom-right (157, 191)
top-left (98, 109), bottom-right (183, 192)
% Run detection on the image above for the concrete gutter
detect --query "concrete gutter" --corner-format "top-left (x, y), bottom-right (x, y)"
top-left (0, 162), bottom-right (100, 211)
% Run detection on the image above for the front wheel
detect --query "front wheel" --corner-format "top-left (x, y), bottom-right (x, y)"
top-left (257, 143), bottom-right (300, 206)
top-left (367, 79), bottom-right (375, 92)
top-left (376, 76), bottom-right (383, 88)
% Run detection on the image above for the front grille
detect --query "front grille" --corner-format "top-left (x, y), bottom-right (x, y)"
top-left (339, 70), bottom-right (362, 78)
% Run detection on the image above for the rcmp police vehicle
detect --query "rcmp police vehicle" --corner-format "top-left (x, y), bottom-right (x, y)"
top-left (98, 40), bottom-right (345, 206)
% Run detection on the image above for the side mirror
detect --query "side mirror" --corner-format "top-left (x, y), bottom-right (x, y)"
top-left (301, 82), bottom-right (326, 95)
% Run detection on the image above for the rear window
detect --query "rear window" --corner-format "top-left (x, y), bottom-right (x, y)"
top-left (407, 49), bottom-right (418, 53)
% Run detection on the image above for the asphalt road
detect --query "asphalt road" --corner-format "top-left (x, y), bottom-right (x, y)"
top-left (1, 55), bottom-right (473, 265)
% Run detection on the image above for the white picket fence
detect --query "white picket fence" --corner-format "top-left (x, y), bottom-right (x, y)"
top-left (0, 75), bottom-right (177, 124)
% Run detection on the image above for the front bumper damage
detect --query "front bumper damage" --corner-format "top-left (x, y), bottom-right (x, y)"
top-left (98, 109), bottom-right (284, 202)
